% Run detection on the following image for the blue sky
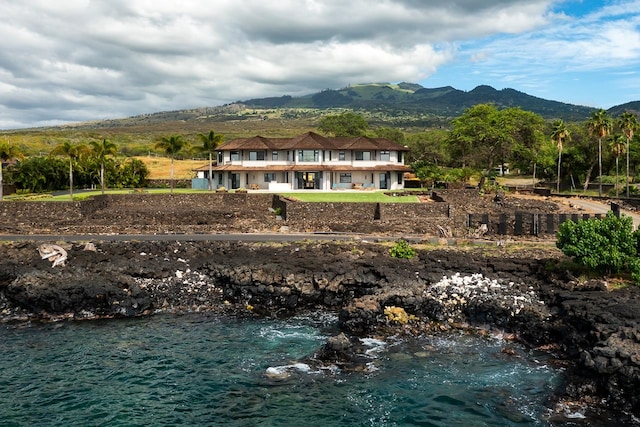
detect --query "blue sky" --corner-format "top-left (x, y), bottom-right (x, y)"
top-left (0, 0), bottom-right (639, 129)
top-left (425, 1), bottom-right (640, 108)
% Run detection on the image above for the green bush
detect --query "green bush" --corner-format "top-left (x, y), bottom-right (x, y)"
top-left (630, 258), bottom-right (640, 284)
top-left (556, 211), bottom-right (637, 274)
top-left (389, 239), bottom-right (416, 259)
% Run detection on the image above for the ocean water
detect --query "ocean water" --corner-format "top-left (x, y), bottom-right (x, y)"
top-left (0, 313), bottom-right (621, 426)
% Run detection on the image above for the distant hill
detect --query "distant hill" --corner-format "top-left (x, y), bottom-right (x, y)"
top-left (608, 101), bottom-right (640, 117)
top-left (239, 82), bottom-right (599, 121)
top-left (22, 82), bottom-right (638, 135)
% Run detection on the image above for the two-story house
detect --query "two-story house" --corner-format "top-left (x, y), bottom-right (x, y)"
top-left (193, 132), bottom-right (412, 191)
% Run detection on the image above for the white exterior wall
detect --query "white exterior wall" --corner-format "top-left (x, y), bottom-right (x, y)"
top-left (210, 148), bottom-right (406, 190)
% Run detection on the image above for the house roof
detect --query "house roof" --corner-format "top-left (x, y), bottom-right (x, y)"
top-left (199, 164), bottom-right (413, 172)
top-left (216, 132), bottom-right (410, 152)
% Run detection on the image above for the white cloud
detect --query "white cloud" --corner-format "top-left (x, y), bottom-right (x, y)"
top-left (8, 0), bottom-right (637, 129)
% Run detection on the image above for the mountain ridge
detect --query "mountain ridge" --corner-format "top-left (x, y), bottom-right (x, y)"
top-left (236, 82), bottom-right (610, 121)
top-left (15, 83), bottom-right (638, 133)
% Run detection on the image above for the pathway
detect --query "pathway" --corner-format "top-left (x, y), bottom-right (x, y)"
top-left (559, 198), bottom-right (640, 229)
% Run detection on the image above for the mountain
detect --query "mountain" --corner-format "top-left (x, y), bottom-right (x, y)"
top-left (608, 101), bottom-right (640, 117)
top-left (239, 82), bottom-right (597, 121)
top-left (40, 83), bottom-right (636, 134)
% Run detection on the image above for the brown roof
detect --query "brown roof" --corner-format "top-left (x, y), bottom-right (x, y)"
top-left (205, 164), bottom-right (412, 172)
top-left (216, 132), bottom-right (409, 151)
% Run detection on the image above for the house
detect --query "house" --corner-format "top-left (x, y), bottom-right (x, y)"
top-left (192, 132), bottom-right (412, 191)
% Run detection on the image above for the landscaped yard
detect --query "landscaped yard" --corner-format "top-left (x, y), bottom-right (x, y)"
top-left (6, 189), bottom-right (420, 203)
top-left (283, 191), bottom-right (419, 203)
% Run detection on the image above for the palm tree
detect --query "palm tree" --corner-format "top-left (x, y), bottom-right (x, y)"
top-left (619, 111), bottom-right (639, 197)
top-left (155, 135), bottom-right (188, 194)
top-left (0, 141), bottom-right (24, 201)
top-left (196, 130), bottom-right (224, 191)
top-left (609, 134), bottom-right (626, 197)
top-left (550, 119), bottom-right (570, 193)
top-left (50, 141), bottom-right (88, 200)
top-left (587, 109), bottom-right (613, 196)
top-left (89, 139), bottom-right (118, 195)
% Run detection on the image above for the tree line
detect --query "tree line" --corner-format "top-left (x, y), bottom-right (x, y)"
top-left (0, 130), bottom-right (225, 199)
top-left (319, 107), bottom-right (640, 195)
top-left (1, 107), bottom-right (638, 198)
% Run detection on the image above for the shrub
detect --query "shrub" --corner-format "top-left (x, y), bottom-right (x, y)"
top-left (630, 258), bottom-right (640, 284)
top-left (556, 211), bottom-right (637, 274)
top-left (389, 239), bottom-right (416, 259)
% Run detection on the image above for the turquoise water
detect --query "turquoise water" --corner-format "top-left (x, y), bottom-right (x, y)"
top-left (0, 313), bottom-right (612, 426)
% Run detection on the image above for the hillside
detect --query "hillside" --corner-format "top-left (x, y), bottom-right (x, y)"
top-left (608, 101), bottom-right (640, 117)
top-left (239, 82), bottom-right (597, 121)
top-left (2, 82), bottom-right (635, 157)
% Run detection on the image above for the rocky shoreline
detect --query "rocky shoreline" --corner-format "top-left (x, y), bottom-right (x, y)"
top-left (1, 239), bottom-right (639, 421)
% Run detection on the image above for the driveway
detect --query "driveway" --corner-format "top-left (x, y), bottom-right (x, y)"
top-left (559, 198), bottom-right (640, 229)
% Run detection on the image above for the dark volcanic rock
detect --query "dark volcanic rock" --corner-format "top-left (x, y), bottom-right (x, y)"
top-left (1, 240), bottom-right (640, 417)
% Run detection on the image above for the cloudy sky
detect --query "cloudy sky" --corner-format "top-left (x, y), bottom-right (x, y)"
top-left (1, 0), bottom-right (639, 129)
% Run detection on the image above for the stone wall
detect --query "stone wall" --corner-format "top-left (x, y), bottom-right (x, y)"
top-left (0, 194), bottom-right (280, 235)
top-left (281, 199), bottom-right (452, 235)
top-left (467, 212), bottom-right (602, 236)
top-left (0, 200), bottom-right (84, 233)
top-left (0, 192), bottom-right (584, 237)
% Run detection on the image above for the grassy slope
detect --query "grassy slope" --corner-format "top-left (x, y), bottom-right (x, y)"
top-left (136, 156), bottom-right (207, 180)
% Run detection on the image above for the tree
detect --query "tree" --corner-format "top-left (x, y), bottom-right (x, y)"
top-left (609, 134), bottom-right (626, 197)
top-left (155, 135), bottom-right (188, 194)
top-left (587, 109), bottom-right (613, 196)
top-left (448, 104), bottom-right (541, 175)
top-left (116, 158), bottom-right (149, 188)
top-left (317, 112), bottom-right (369, 137)
top-left (619, 111), bottom-right (639, 197)
top-left (505, 108), bottom-right (546, 181)
top-left (50, 141), bottom-right (89, 199)
top-left (196, 130), bottom-right (224, 191)
top-left (0, 141), bottom-right (24, 201)
top-left (550, 119), bottom-right (571, 192)
top-left (374, 127), bottom-right (405, 144)
top-left (557, 211), bottom-right (637, 274)
top-left (405, 130), bottom-right (450, 166)
top-left (89, 139), bottom-right (118, 195)
top-left (449, 103), bottom-right (502, 170)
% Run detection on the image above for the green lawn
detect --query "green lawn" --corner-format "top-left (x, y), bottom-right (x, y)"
top-left (5, 188), bottom-right (204, 202)
top-left (282, 191), bottom-right (419, 203)
top-left (6, 189), bottom-right (420, 203)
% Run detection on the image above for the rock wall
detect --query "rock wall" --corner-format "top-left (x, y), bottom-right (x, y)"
top-left (0, 192), bottom-right (578, 236)
top-left (281, 199), bottom-right (452, 234)
top-left (0, 194), bottom-right (280, 234)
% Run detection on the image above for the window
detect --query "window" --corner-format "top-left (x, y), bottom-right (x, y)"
top-left (398, 152), bottom-right (403, 163)
top-left (355, 151), bottom-right (371, 161)
top-left (230, 151), bottom-right (240, 161)
top-left (249, 151), bottom-right (265, 161)
top-left (272, 151), bottom-right (279, 161)
top-left (264, 173), bottom-right (277, 182)
top-left (338, 151), bottom-right (345, 161)
top-left (380, 150), bottom-right (390, 161)
top-left (397, 172), bottom-right (404, 184)
top-left (339, 173), bottom-right (352, 183)
top-left (217, 152), bottom-right (223, 163)
top-left (298, 150), bottom-right (319, 162)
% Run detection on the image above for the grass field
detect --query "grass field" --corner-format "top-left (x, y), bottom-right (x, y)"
top-left (136, 156), bottom-right (208, 179)
top-left (283, 191), bottom-right (419, 203)
top-left (7, 188), bottom-right (421, 203)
